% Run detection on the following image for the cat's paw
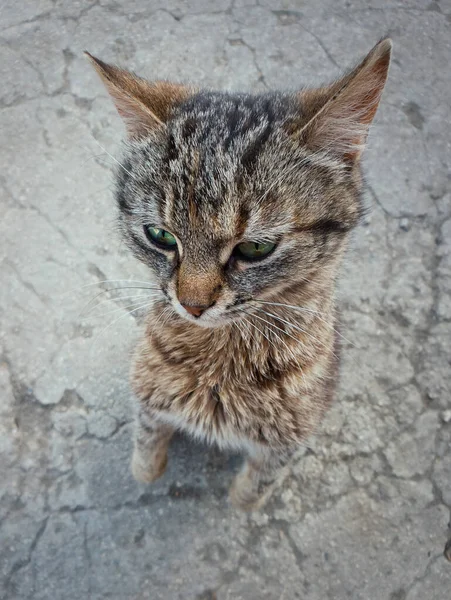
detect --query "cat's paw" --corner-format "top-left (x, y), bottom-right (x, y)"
top-left (229, 470), bottom-right (271, 512)
top-left (131, 448), bottom-right (168, 483)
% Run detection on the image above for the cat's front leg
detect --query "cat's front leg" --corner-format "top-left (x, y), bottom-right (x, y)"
top-left (229, 445), bottom-right (294, 511)
top-left (131, 409), bottom-right (174, 483)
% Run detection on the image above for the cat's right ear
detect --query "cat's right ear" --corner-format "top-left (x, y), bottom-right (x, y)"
top-left (85, 53), bottom-right (193, 139)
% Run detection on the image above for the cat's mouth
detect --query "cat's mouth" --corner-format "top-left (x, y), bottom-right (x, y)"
top-left (162, 285), bottom-right (248, 328)
top-left (165, 296), bottom-right (245, 329)
top-left (174, 303), bottom-right (236, 328)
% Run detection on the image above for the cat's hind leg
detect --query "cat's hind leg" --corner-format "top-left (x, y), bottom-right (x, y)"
top-left (131, 410), bottom-right (174, 483)
top-left (229, 445), bottom-right (294, 511)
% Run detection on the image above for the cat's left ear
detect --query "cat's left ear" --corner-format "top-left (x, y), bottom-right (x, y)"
top-left (85, 53), bottom-right (193, 139)
top-left (294, 38), bottom-right (392, 162)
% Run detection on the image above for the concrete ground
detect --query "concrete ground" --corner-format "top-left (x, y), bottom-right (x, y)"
top-left (1, 0), bottom-right (450, 598)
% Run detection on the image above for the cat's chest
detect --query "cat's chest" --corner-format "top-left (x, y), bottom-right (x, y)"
top-left (148, 323), bottom-right (281, 390)
top-left (132, 325), bottom-right (321, 449)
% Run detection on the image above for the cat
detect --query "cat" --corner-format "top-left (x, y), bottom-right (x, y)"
top-left (87, 38), bottom-right (391, 510)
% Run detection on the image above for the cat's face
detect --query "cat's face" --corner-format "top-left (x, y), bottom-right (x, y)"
top-left (116, 93), bottom-right (360, 327)
top-left (87, 40), bottom-right (391, 327)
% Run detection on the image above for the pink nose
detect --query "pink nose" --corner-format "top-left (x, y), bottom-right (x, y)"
top-left (181, 303), bottom-right (207, 318)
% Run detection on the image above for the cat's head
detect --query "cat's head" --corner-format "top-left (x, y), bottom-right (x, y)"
top-left (87, 39), bottom-right (391, 328)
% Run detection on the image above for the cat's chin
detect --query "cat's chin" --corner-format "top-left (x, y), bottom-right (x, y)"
top-left (178, 314), bottom-right (231, 329)
top-left (170, 305), bottom-right (233, 329)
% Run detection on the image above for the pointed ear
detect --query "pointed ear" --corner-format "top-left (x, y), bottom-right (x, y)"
top-left (85, 53), bottom-right (193, 139)
top-left (294, 38), bottom-right (392, 162)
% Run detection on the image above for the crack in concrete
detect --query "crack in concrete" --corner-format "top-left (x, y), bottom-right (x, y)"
top-left (367, 184), bottom-right (412, 220)
top-left (80, 417), bottom-right (132, 441)
top-left (0, 10), bottom-right (53, 35)
top-left (295, 22), bottom-right (342, 70)
top-left (3, 516), bottom-right (49, 596)
top-left (403, 551), bottom-right (446, 596)
top-left (82, 521), bottom-right (92, 598)
top-left (353, 5), bottom-right (449, 16)
top-left (3, 258), bottom-right (48, 306)
top-left (227, 36), bottom-right (268, 89)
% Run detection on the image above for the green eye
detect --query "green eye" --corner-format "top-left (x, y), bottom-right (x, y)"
top-left (144, 226), bottom-right (177, 249)
top-left (235, 241), bottom-right (276, 260)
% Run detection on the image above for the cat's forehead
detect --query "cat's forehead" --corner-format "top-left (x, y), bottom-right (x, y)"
top-left (126, 91), bottom-right (353, 245)
top-left (159, 92), bottom-right (297, 239)
top-left (171, 91), bottom-right (289, 140)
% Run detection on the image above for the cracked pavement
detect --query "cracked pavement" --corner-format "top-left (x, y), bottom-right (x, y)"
top-left (1, 1), bottom-right (451, 598)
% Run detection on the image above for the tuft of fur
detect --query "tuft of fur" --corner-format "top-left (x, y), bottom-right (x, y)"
top-left (88, 39), bottom-right (391, 509)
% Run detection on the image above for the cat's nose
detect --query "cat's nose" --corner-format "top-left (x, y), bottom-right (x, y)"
top-left (181, 302), bottom-right (214, 318)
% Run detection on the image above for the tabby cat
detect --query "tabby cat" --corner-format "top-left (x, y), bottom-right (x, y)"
top-left (87, 39), bottom-right (391, 510)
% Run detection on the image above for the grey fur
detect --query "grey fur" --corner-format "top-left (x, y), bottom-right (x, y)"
top-left (115, 90), bottom-right (359, 315)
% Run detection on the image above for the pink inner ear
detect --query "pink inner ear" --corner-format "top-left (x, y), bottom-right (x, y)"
top-left (110, 88), bottom-right (163, 138)
top-left (87, 53), bottom-right (194, 139)
top-left (297, 39), bottom-right (391, 161)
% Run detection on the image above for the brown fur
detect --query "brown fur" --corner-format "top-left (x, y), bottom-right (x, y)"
top-left (85, 52), bottom-right (194, 137)
top-left (87, 39), bottom-right (391, 509)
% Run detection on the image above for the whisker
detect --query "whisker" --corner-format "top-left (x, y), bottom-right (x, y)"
top-left (256, 307), bottom-right (339, 360)
top-left (90, 156), bottom-right (119, 171)
top-left (79, 285), bottom-right (160, 316)
top-left (253, 302), bottom-right (365, 378)
top-left (159, 305), bottom-right (173, 327)
top-left (77, 151), bottom-right (111, 169)
top-left (234, 318), bottom-right (267, 357)
top-left (256, 300), bottom-right (328, 317)
top-left (247, 311), bottom-right (308, 388)
top-left (254, 300), bottom-right (356, 348)
top-left (250, 309), bottom-right (311, 362)
top-left (96, 300), bottom-right (153, 320)
top-left (90, 137), bottom-right (135, 179)
top-left (241, 315), bottom-right (273, 349)
top-left (84, 292), bottom-right (158, 315)
top-left (241, 315), bottom-right (302, 381)
top-left (246, 310), bottom-right (305, 371)
top-left (84, 294), bottom-right (159, 318)
top-left (90, 300), bottom-right (155, 355)
top-left (250, 310), bottom-right (303, 347)
top-left (239, 317), bottom-right (258, 346)
top-left (64, 279), bottom-right (159, 297)
top-left (148, 305), bottom-right (174, 343)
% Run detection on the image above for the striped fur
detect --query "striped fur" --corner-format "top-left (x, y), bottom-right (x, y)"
top-left (88, 39), bottom-right (391, 509)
